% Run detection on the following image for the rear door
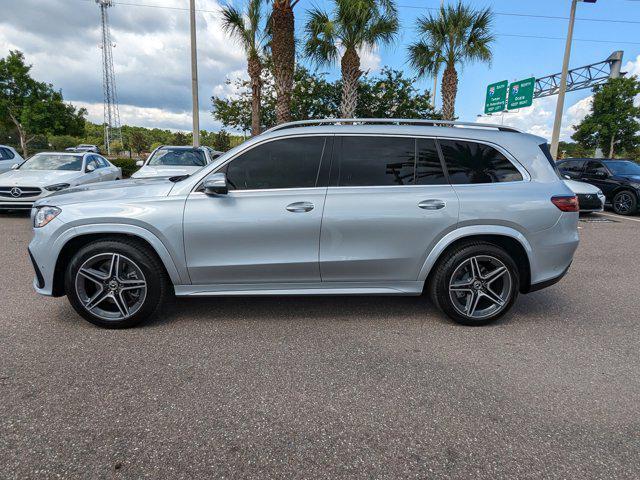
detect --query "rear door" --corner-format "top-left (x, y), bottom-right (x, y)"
top-left (582, 160), bottom-right (616, 198)
top-left (319, 135), bottom-right (459, 282)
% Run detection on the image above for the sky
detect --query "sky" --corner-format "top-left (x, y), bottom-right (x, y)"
top-left (1, 0), bottom-right (639, 141)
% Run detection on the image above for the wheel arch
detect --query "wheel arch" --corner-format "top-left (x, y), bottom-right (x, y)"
top-left (420, 227), bottom-right (532, 294)
top-left (50, 227), bottom-right (184, 297)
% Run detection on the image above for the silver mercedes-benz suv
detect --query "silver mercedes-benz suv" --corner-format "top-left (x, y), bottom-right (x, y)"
top-left (28, 119), bottom-right (579, 328)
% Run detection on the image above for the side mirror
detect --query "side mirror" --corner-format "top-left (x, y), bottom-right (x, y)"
top-left (86, 164), bottom-right (96, 173)
top-left (563, 174), bottom-right (571, 180)
top-left (11, 163), bottom-right (19, 170)
top-left (203, 173), bottom-right (228, 195)
top-left (136, 160), bottom-right (144, 167)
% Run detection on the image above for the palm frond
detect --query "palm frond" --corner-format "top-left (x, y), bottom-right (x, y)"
top-left (304, 8), bottom-right (339, 66)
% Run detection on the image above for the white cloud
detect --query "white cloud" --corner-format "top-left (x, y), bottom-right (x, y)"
top-left (359, 45), bottom-right (382, 74)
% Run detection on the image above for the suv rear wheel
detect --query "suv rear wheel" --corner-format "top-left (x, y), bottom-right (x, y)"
top-left (429, 242), bottom-right (520, 326)
top-left (612, 190), bottom-right (637, 216)
top-left (64, 239), bottom-right (170, 328)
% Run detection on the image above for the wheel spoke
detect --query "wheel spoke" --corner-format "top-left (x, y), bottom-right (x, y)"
top-left (481, 287), bottom-right (506, 308)
top-left (484, 266), bottom-right (507, 285)
top-left (112, 292), bottom-right (130, 317)
top-left (85, 287), bottom-right (109, 311)
top-left (469, 256), bottom-right (481, 279)
top-left (107, 254), bottom-right (120, 278)
top-left (120, 279), bottom-right (146, 291)
top-left (466, 291), bottom-right (480, 316)
top-left (78, 267), bottom-right (107, 286)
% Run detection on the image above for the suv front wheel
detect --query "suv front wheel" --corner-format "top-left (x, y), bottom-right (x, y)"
top-left (429, 242), bottom-right (520, 326)
top-left (64, 239), bottom-right (170, 328)
top-left (612, 190), bottom-right (637, 216)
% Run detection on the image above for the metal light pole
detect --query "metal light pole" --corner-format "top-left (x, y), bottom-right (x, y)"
top-left (189, 0), bottom-right (200, 147)
top-left (550, 0), bottom-right (597, 159)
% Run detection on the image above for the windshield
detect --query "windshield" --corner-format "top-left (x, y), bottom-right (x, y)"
top-left (606, 161), bottom-right (640, 176)
top-left (19, 154), bottom-right (83, 171)
top-left (147, 148), bottom-right (206, 167)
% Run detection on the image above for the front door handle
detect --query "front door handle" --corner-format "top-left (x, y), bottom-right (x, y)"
top-left (286, 201), bottom-right (314, 213)
top-left (418, 199), bottom-right (446, 210)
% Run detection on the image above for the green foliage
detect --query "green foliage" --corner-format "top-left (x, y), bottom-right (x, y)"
top-left (213, 129), bottom-right (231, 151)
top-left (572, 77), bottom-right (640, 158)
top-left (0, 50), bottom-right (86, 155)
top-left (49, 134), bottom-right (81, 150)
top-left (172, 131), bottom-right (190, 146)
top-left (150, 141), bottom-right (163, 152)
top-left (109, 158), bottom-right (139, 178)
top-left (212, 64), bottom-right (437, 131)
top-left (109, 140), bottom-right (124, 155)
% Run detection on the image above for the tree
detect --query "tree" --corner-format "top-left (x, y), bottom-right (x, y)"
top-left (172, 131), bottom-right (189, 146)
top-left (221, 0), bottom-right (267, 136)
top-left (572, 77), bottom-right (640, 158)
top-left (129, 130), bottom-right (149, 155)
top-left (0, 50), bottom-right (86, 156)
top-left (212, 64), bottom-right (437, 130)
top-left (213, 129), bottom-right (231, 151)
top-left (409, 2), bottom-right (494, 120)
top-left (49, 134), bottom-right (80, 150)
top-left (304, 0), bottom-right (398, 118)
top-left (269, 0), bottom-right (300, 125)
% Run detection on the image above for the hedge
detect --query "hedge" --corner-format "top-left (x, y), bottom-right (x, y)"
top-left (109, 158), bottom-right (139, 178)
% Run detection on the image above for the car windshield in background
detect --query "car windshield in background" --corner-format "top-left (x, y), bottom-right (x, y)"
top-left (20, 154), bottom-right (83, 171)
top-left (148, 148), bottom-right (206, 167)
top-left (606, 161), bottom-right (640, 176)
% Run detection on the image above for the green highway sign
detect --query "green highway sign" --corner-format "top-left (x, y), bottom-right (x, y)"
top-left (484, 80), bottom-right (508, 114)
top-left (507, 77), bottom-right (535, 110)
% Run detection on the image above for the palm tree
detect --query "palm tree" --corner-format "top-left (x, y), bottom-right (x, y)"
top-left (221, 0), bottom-right (266, 136)
top-left (408, 2), bottom-right (494, 120)
top-left (270, 0), bottom-right (300, 125)
top-left (304, 0), bottom-right (398, 118)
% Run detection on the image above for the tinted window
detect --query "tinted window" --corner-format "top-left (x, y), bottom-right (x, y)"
top-left (559, 160), bottom-right (585, 174)
top-left (226, 136), bottom-right (326, 190)
top-left (584, 161), bottom-right (608, 175)
top-left (606, 160), bottom-right (640, 176)
top-left (416, 138), bottom-right (447, 185)
top-left (338, 136), bottom-right (415, 186)
top-left (439, 140), bottom-right (523, 184)
top-left (0, 147), bottom-right (15, 160)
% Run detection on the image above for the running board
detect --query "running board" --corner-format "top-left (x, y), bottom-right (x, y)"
top-left (174, 281), bottom-right (423, 297)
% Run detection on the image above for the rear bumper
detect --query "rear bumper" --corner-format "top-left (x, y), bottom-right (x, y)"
top-left (524, 263), bottom-right (571, 293)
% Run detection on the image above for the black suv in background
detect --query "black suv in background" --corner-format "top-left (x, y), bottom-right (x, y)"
top-left (557, 158), bottom-right (640, 215)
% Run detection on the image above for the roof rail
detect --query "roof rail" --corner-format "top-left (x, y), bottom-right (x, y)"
top-left (263, 118), bottom-right (523, 134)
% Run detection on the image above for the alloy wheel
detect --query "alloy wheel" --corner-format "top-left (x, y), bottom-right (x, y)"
top-left (75, 253), bottom-right (147, 321)
top-left (448, 255), bottom-right (513, 319)
top-left (614, 193), bottom-right (633, 215)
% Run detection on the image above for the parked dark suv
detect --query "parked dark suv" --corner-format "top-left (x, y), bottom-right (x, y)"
top-left (557, 158), bottom-right (640, 215)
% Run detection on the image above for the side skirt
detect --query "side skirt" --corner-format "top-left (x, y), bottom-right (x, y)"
top-left (174, 281), bottom-right (424, 297)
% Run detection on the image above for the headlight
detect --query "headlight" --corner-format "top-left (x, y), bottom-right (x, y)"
top-left (44, 183), bottom-right (70, 192)
top-left (34, 206), bottom-right (61, 228)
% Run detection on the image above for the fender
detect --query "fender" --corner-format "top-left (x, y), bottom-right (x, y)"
top-left (417, 225), bottom-right (534, 281)
top-left (51, 223), bottom-right (187, 285)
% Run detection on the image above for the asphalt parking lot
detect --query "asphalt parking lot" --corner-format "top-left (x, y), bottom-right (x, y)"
top-left (1, 212), bottom-right (639, 479)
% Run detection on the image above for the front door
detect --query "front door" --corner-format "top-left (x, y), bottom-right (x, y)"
top-left (582, 160), bottom-right (616, 198)
top-left (184, 135), bottom-right (332, 285)
top-left (319, 136), bottom-right (460, 282)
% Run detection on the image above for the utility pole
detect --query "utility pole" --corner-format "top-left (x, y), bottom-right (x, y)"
top-left (189, 0), bottom-right (200, 147)
top-left (550, 0), bottom-right (598, 159)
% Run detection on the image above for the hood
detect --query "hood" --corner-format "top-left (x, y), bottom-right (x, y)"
top-left (35, 177), bottom-right (176, 207)
top-left (0, 169), bottom-right (82, 186)
top-left (563, 179), bottom-right (601, 195)
top-left (131, 165), bottom-right (202, 178)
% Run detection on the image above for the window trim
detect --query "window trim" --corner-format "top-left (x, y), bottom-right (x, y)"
top-left (195, 133), bottom-right (334, 193)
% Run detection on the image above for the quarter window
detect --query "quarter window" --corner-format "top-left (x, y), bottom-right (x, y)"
top-left (439, 139), bottom-right (523, 184)
top-left (225, 136), bottom-right (327, 190)
top-left (338, 136), bottom-right (415, 186)
top-left (0, 147), bottom-right (15, 160)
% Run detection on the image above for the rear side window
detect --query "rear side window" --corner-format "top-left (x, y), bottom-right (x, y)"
top-left (338, 137), bottom-right (415, 186)
top-left (584, 160), bottom-right (608, 175)
top-left (0, 147), bottom-right (15, 160)
top-left (439, 139), bottom-right (523, 184)
top-left (226, 136), bottom-right (327, 190)
top-left (416, 139), bottom-right (447, 185)
top-left (559, 160), bottom-right (585, 174)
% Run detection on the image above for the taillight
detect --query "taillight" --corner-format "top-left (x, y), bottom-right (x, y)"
top-left (551, 195), bottom-right (579, 212)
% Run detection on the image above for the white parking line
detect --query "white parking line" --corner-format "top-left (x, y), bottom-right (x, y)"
top-left (598, 212), bottom-right (640, 223)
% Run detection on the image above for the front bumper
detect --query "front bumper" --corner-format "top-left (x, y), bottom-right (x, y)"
top-left (0, 201), bottom-right (35, 210)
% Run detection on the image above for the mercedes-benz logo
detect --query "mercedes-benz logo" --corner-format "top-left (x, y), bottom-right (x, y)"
top-left (10, 187), bottom-right (22, 198)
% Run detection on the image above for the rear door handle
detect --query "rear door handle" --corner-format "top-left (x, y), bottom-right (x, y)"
top-left (286, 201), bottom-right (314, 213)
top-left (418, 199), bottom-right (446, 210)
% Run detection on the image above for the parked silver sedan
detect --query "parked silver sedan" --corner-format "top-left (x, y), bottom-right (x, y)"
top-left (131, 146), bottom-right (222, 179)
top-left (0, 152), bottom-right (121, 210)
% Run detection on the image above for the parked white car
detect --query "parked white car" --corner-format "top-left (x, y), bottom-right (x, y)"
top-left (131, 145), bottom-right (222, 179)
top-left (0, 152), bottom-right (121, 210)
top-left (0, 145), bottom-right (24, 174)
top-left (563, 179), bottom-right (605, 213)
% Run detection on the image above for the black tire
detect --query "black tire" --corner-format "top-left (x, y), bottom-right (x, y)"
top-left (64, 238), bottom-right (171, 328)
top-left (428, 241), bottom-right (520, 326)
top-left (612, 190), bottom-right (637, 216)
